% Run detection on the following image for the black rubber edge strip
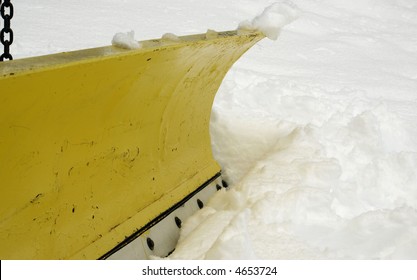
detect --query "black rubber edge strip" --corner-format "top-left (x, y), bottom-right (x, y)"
top-left (99, 171), bottom-right (221, 259)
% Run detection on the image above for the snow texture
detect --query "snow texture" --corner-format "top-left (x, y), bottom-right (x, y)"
top-left (111, 31), bottom-right (141, 49)
top-left (238, 1), bottom-right (300, 40)
top-left (12, 0), bottom-right (417, 260)
top-left (161, 33), bottom-right (181, 42)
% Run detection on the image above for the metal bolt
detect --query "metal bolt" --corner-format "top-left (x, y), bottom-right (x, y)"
top-left (221, 180), bottom-right (229, 188)
top-left (146, 237), bottom-right (155, 251)
top-left (175, 216), bottom-right (182, 228)
top-left (197, 199), bottom-right (204, 209)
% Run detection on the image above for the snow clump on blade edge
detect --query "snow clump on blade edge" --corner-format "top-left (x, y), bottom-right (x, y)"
top-left (112, 30), bottom-right (142, 49)
top-left (238, 0), bottom-right (300, 40)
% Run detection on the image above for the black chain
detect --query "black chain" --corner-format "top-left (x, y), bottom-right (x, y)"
top-left (1, 0), bottom-right (14, 61)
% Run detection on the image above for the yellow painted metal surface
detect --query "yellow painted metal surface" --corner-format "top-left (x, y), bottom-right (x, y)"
top-left (0, 30), bottom-right (263, 259)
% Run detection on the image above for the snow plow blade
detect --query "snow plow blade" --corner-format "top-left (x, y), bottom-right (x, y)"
top-left (0, 30), bottom-right (264, 259)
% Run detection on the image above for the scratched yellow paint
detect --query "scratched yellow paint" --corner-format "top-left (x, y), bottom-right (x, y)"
top-left (0, 30), bottom-right (264, 259)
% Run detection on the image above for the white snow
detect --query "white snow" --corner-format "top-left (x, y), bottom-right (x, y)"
top-left (161, 32), bottom-right (181, 42)
top-left (11, 0), bottom-right (417, 260)
top-left (238, 1), bottom-right (300, 40)
top-left (111, 31), bottom-right (141, 49)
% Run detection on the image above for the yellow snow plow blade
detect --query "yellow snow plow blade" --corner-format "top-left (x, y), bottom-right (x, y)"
top-left (0, 30), bottom-right (263, 259)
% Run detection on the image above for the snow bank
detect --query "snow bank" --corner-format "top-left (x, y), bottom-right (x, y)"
top-left (111, 31), bottom-right (141, 49)
top-left (238, 1), bottom-right (300, 40)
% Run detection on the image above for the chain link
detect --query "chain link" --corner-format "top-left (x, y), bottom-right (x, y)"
top-left (1, 0), bottom-right (13, 61)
